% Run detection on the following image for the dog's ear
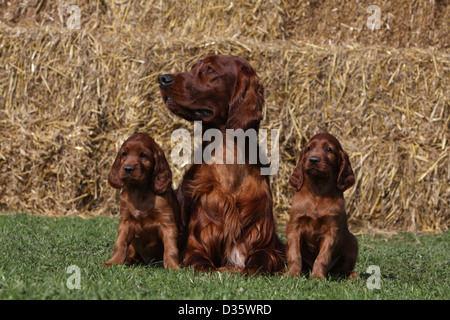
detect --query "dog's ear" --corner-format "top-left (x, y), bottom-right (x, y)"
top-left (108, 148), bottom-right (124, 189)
top-left (226, 65), bottom-right (264, 131)
top-left (289, 149), bottom-right (306, 191)
top-left (152, 147), bottom-right (172, 194)
top-left (337, 149), bottom-right (355, 191)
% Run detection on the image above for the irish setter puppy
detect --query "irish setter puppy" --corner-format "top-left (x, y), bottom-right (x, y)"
top-left (158, 55), bottom-right (285, 274)
top-left (104, 132), bottom-right (180, 270)
top-left (286, 132), bottom-right (358, 279)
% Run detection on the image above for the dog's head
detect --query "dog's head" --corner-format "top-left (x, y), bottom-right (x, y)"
top-left (289, 133), bottom-right (355, 192)
top-left (159, 54), bottom-right (264, 131)
top-left (108, 133), bottom-right (172, 194)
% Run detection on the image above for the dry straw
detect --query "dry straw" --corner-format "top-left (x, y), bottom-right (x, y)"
top-left (0, 1), bottom-right (448, 232)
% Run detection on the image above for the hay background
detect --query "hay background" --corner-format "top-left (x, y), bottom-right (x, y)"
top-left (0, 0), bottom-right (448, 232)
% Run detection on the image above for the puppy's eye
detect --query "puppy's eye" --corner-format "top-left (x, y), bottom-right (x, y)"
top-left (325, 147), bottom-right (332, 152)
top-left (306, 146), bottom-right (312, 151)
top-left (122, 151), bottom-right (127, 157)
top-left (206, 66), bottom-right (215, 73)
top-left (140, 152), bottom-right (147, 158)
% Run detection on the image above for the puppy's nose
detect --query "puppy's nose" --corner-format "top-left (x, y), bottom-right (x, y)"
top-left (158, 74), bottom-right (174, 88)
top-left (124, 166), bottom-right (134, 174)
top-left (309, 157), bottom-right (320, 165)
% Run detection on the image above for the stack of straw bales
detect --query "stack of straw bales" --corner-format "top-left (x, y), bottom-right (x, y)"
top-left (0, 0), bottom-right (448, 232)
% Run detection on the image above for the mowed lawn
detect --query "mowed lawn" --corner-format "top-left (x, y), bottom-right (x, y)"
top-left (0, 213), bottom-right (448, 300)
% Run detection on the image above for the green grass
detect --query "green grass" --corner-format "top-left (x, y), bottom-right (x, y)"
top-left (0, 213), bottom-right (448, 300)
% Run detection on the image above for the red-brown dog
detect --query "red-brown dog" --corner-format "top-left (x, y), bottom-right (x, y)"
top-left (286, 132), bottom-right (358, 279)
top-left (104, 132), bottom-right (180, 270)
top-left (158, 55), bottom-right (285, 275)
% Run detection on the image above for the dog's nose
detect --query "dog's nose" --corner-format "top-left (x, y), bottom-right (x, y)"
top-left (158, 74), bottom-right (174, 88)
top-left (124, 166), bottom-right (134, 174)
top-left (309, 157), bottom-right (320, 165)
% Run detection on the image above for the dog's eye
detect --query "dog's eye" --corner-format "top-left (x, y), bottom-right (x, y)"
top-left (140, 152), bottom-right (147, 158)
top-left (206, 66), bottom-right (215, 73)
top-left (306, 146), bottom-right (312, 151)
top-left (122, 151), bottom-right (127, 157)
top-left (325, 147), bottom-right (332, 152)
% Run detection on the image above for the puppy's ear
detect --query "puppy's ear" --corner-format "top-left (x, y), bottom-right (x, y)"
top-left (226, 65), bottom-right (263, 131)
top-left (289, 150), bottom-right (305, 191)
top-left (337, 149), bottom-right (355, 191)
top-left (152, 147), bottom-right (172, 194)
top-left (108, 149), bottom-right (124, 189)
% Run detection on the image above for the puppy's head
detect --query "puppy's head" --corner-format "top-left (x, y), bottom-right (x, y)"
top-left (289, 133), bottom-right (355, 192)
top-left (108, 133), bottom-right (172, 194)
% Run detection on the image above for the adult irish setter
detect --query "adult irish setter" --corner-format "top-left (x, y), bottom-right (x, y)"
top-left (286, 132), bottom-right (358, 279)
top-left (158, 55), bottom-right (285, 274)
top-left (104, 132), bottom-right (180, 270)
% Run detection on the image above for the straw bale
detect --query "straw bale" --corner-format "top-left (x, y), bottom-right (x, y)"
top-left (0, 0), bottom-right (448, 232)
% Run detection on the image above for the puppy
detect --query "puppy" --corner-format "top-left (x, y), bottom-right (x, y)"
top-left (104, 132), bottom-right (180, 270)
top-left (286, 132), bottom-right (358, 279)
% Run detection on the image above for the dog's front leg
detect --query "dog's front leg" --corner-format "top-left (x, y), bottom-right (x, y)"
top-left (312, 233), bottom-right (337, 279)
top-left (104, 221), bottom-right (130, 266)
top-left (286, 224), bottom-right (302, 277)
